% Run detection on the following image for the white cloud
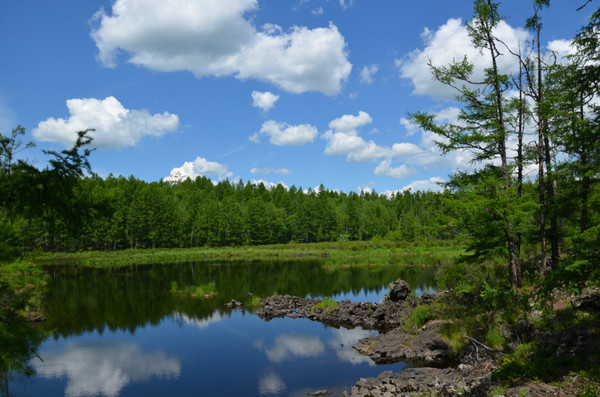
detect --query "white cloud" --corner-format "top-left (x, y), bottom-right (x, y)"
top-left (165, 157), bottom-right (232, 183)
top-left (250, 179), bottom-right (289, 190)
top-left (32, 96), bottom-right (179, 149)
top-left (400, 176), bottom-right (446, 192)
top-left (339, 0), bottom-right (354, 10)
top-left (397, 18), bottom-right (530, 100)
top-left (329, 110), bottom-right (372, 133)
top-left (547, 39), bottom-right (576, 64)
top-left (32, 342), bottom-right (180, 397)
top-left (347, 141), bottom-right (390, 163)
top-left (312, 7), bottom-right (324, 16)
top-left (322, 130), bottom-right (367, 156)
top-left (250, 120), bottom-right (318, 146)
top-left (360, 64), bottom-right (379, 84)
top-left (250, 167), bottom-right (292, 176)
top-left (91, 0), bottom-right (351, 95)
top-left (251, 91), bottom-right (280, 112)
top-left (374, 158), bottom-right (416, 179)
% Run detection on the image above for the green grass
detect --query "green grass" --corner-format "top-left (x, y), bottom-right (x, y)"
top-left (311, 297), bottom-right (338, 312)
top-left (32, 240), bottom-right (465, 268)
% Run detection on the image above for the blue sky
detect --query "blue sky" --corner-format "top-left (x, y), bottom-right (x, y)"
top-left (0, 0), bottom-right (594, 195)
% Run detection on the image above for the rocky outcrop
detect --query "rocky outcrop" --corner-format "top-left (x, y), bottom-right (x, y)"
top-left (387, 279), bottom-right (411, 302)
top-left (354, 328), bottom-right (453, 365)
top-left (348, 363), bottom-right (493, 397)
top-left (256, 294), bottom-right (411, 331)
top-left (254, 279), bottom-right (497, 396)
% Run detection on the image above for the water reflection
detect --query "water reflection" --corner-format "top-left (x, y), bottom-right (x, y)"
top-left (255, 335), bottom-right (325, 363)
top-left (41, 261), bottom-right (437, 337)
top-left (174, 311), bottom-right (224, 330)
top-left (13, 261), bottom-right (436, 396)
top-left (31, 342), bottom-right (181, 397)
top-left (328, 327), bottom-right (376, 366)
top-left (258, 371), bottom-right (287, 396)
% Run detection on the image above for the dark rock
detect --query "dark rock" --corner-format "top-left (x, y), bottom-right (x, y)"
top-left (255, 294), bottom-right (410, 332)
top-left (386, 279), bottom-right (411, 302)
top-left (349, 365), bottom-right (492, 396)
top-left (571, 287), bottom-right (600, 312)
top-left (353, 328), bottom-right (453, 365)
top-left (224, 299), bottom-right (243, 308)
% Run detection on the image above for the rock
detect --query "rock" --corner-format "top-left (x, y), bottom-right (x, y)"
top-left (571, 287), bottom-right (600, 312)
top-left (348, 366), bottom-right (492, 397)
top-left (255, 295), bottom-right (410, 331)
top-left (224, 299), bottom-right (243, 308)
top-left (386, 279), bottom-right (411, 302)
top-left (353, 328), bottom-right (453, 365)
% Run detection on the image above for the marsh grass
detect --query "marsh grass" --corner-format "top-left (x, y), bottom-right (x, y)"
top-left (33, 241), bottom-right (465, 268)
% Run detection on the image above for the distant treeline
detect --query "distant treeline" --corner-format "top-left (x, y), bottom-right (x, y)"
top-left (31, 175), bottom-right (459, 251)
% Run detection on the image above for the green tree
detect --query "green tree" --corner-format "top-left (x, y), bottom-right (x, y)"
top-left (411, 0), bottom-right (526, 289)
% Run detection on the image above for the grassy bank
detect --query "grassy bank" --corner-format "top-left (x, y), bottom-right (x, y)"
top-left (31, 240), bottom-right (465, 267)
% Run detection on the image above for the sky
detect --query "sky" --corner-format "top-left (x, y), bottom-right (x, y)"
top-left (0, 0), bottom-right (596, 195)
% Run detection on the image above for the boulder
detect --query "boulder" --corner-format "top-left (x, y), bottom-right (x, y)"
top-left (571, 287), bottom-right (600, 312)
top-left (386, 279), bottom-right (411, 302)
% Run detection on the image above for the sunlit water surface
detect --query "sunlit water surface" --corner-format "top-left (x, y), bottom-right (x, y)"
top-left (9, 260), bottom-right (437, 397)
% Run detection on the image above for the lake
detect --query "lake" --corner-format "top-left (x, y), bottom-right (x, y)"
top-left (8, 260), bottom-right (437, 397)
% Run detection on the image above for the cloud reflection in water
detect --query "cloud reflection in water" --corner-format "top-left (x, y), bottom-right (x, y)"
top-left (32, 341), bottom-right (181, 397)
top-left (258, 371), bottom-right (286, 396)
top-left (254, 334), bottom-right (325, 363)
top-left (328, 327), bottom-right (376, 366)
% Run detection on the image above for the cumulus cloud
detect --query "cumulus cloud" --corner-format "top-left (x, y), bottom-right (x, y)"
top-left (251, 91), bottom-right (280, 112)
top-left (400, 177), bottom-right (446, 192)
top-left (250, 120), bottom-right (318, 146)
top-left (547, 39), bottom-right (576, 64)
top-left (250, 167), bottom-right (292, 176)
top-left (397, 18), bottom-right (530, 100)
top-left (91, 0), bottom-right (351, 95)
top-left (32, 96), bottom-right (179, 149)
top-left (312, 7), bottom-right (324, 16)
top-left (360, 64), bottom-right (379, 84)
top-left (374, 158), bottom-right (416, 179)
top-left (329, 110), bottom-right (372, 133)
top-left (323, 111), bottom-right (427, 175)
top-left (165, 157), bottom-right (232, 183)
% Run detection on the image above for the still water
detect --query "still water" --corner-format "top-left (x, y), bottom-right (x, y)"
top-left (9, 260), bottom-right (437, 397)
